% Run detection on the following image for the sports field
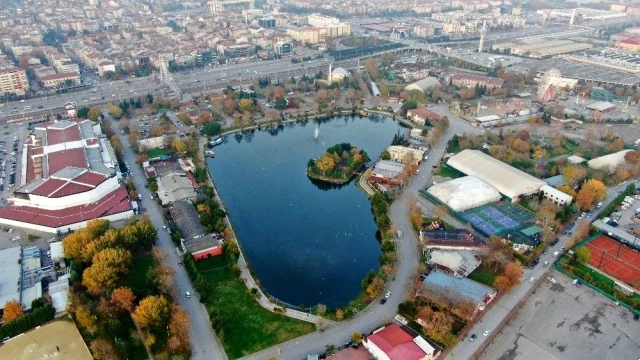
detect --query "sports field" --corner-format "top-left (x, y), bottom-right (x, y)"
top-left (459, 202), bottom-right (534, 236)
top-left (0, 319), bottom-right (92, 360)
top-left (585, 235), bottom-right (640, 288)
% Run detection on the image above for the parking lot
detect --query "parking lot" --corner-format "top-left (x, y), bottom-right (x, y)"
top-left (514, 57), bottom-right (640, 86)
top-left (480, 269), bottom-right (640, 360)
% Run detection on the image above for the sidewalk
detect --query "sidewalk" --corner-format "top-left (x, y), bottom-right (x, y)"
top-left (358, 171), bottom-right (375, 197)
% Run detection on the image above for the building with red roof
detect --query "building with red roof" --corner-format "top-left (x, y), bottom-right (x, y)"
top-left (618, 36), bottom-right (640, 52)
top-left (363, 324), bottom-right (439, 360)
top-left (407, 108), bottom-right (442, 126)
top-left (0, 119), bottom-right (133, 233)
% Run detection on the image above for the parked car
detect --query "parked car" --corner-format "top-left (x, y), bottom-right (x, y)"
top-left (483, 330), bottom-right (491, 336)
top-left (547, 277), bottom-right (556, 283)
top-left (469, 334), bottom-right (477, 342)
top-left (379, 298), bottom-right (387, 304)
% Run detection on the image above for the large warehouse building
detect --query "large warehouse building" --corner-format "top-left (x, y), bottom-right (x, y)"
top-left (447, 149), bottom-right (546, 201)
top-left (0, 119), bottom-right (134, 233)
top-left (427, 176), bottom-right (501, 212)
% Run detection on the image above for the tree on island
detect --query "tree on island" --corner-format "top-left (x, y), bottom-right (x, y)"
top-left (307, 143), bottom-right (369, 183)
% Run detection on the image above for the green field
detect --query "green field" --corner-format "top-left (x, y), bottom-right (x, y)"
top-left (467, 263), bottom-right (498, 287)
top-left (197, 256), bottom-right (315, 359)
top-left (145, 148), bottom-right (169, 158)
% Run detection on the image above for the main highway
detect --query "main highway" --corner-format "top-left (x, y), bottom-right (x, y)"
top-left (0, 56), bottom-right (361, 123)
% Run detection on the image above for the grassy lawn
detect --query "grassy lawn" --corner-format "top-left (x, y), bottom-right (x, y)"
top-left (145, 148), bottom-right (169, 158)
top-left (197, 256), bottom-right (315, 359)
top-left (467, 263), bottom-right (499, 287)
top-left (127, 253), bottom-right (156, 297)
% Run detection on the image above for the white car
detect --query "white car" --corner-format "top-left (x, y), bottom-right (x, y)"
top-left (547, 277), bottom-right (556, 283)
top-left (483, 330), bottom-right (491, 336)
top-left (385, 291), bottom-right (391, 299)
top-left (529, 277), bottom-right (535, 283)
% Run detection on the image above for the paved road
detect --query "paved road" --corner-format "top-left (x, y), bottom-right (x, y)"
top-left (446, 182), bottom-right (629, 360)
top-left (109, 117), bottom-right (228, 360)
top-left (241, 107), bottom-right (478, 360)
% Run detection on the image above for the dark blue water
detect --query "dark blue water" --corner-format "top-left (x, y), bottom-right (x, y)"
top-left (207, 115), bottom-right (404, 308)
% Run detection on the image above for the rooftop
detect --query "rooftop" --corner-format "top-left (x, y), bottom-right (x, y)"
top-left (367, 324), bottom-right (436, 360)
top-left (420, 271), bottom-right (496, 305)
top-left (428, 249), bottom-right (482, 277)
top-left (427, 176), bottom-right (501, 212)
top-left (0, 246), bottom-right (21, 309)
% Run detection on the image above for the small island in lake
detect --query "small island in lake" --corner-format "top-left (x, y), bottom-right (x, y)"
top-left (307, 143), bottom-right (370, 184)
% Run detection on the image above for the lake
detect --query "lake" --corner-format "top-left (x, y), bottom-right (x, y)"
top-left (207, 115), bottom-right (405, 308)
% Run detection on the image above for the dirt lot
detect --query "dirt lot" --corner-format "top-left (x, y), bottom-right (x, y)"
top-left (0, 319), bottom-right (92, 360)
top-left (481, 269), bottom-right (640, 360)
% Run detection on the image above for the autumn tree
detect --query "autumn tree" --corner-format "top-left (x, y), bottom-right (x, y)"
top-left (536, 201), bottom-right (559, 242)
top-left (316, 303), bottom-right (327, 316)
top-left (167, 304), bottom-right (191, 352)
top-left (351, 332), bottom-right (362, 343)
top-left (2, 300), bottom-right (24, 322)
top-left (556, 184), bottom-right (577, 198)
top-left (366, 276), bottom-right (385, 299)
top-left (582, 179), bottom-right (607, 201)
top-left (364, 58), bottom-right (379, 79)
top-left (238, 98), bottom-right (254, 113)
top-left (172, 138), bottom-right (186, 154)
top-left (494, 262), bottom-right (521, 293)
top-left (63, 219), bottom-right (111, 263)
top-left (75, 303), bottom-right (98, 334)
top-left (575, 247), bottom-right (591, 264)
top-left (562, 165), bottom-right (587, 187)
top-left (273, 86), bottom-right (285, 99)
top-left (90, 338), bottom-right (120, 360)
top-left (107, 104), bottom-right (123, 119)
top-left (315, 154), bottom-right (335, 173)
top-left (576, 187), bottom-right (596, 211)
top-left (87, 107), bottom-right (102, 121)
top-left (133, 295), bottom-right (171, 331)
top-left (335, 309), bottom-right (344, 320)
top-left (606, 138), bottom-right (625, 153)
top-left (82, 248), bottom-right (133, 295)
top-left (110, 287), bottom-right (136, 312)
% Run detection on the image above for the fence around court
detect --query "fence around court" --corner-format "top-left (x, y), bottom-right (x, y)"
top-left (554, 232), bottom-right (640, 316)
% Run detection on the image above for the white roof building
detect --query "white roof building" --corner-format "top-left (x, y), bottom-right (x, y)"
top-left (428, 249), bottom-right (482, 277)
top-left (404, 77), bottom-right (440, 92)
top-left (585, 101), bottom-right (615, 112)
top-left (540, 184), bottom-right (573, 206)
top-left (0, 247), bottom-right (22, 309)
top-left (427, 176), bottom-right (501, 212)
top-left (588, 150), bottom-right (632, 172)
top-left (447, 149), bottom-right (546, 200)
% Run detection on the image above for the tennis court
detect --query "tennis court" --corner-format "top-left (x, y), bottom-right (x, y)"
top-left (458, 202), bottom-right (534, 236)
top-left (584, 235), bottom-right (640, 288)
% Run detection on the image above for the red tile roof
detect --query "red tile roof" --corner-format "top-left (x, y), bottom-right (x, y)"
top-left (0, 186), bottom-right (131, 229)
top-left (29, 178), bottom-right (67, 197)
top-left (408, 108), bottom-right (440, 120)
top-left (50, 182), bottom-right (94, 198)
top-left (367, 325), bottom-right (428, 360)
top-left (48, 148), bottom-right (87, 174)
top-left (620, 36), bottom-right (640, 45)
top-left (74, 171), bottom-right (108, 187)
top-left (46, 124), bottom-right (81, 145)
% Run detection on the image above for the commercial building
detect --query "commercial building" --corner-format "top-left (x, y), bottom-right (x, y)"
top-left (418, 271), bottom-right (497, 316)
top-left (446, 74), bottom-right (504, 89)
top-left (386, 145), bottom-right (425, 164)
top-left (363, 324), bottom-right (438, 360)
top-left (369, 160), bottom-right (404, 186)
top-left (40, 72), bottom-right (80, 89)
top-left (427, 176), bottom-right (501, 212)
top-left (588, 150), bottom-right (632, 172)
top-left (156, 172), bottom-right (197, 205)
top-left (540, 185), bottom-right (573, 206)
top-left (0, 246), bottom-right (57, 311)
top-left (447, 149), bottom-right (546, 201)
top-left (426, 249), bottom-right (482, 277)
top-left (206, 0), bottom-right (254, 15)
top-left (404, 77), bottom-right (440, 93)
top-left (0, 67), bottom-right (29, 95)
top-left (0, 120), bottom-right (133, 233)
top-left (420, 229), bottom-right (480, 250)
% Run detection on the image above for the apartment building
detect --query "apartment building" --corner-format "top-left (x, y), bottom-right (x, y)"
top-left (0, 67), bottom-right (29, 95)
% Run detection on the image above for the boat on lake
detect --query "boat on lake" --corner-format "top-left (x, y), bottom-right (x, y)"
top-left (209, 137), bottom-right (223, 146)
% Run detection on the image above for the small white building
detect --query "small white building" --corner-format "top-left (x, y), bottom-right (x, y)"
top-left (540, 185), bottom-right (573, 206)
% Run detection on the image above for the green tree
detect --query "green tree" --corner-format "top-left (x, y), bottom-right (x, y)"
top-left (202, 122), bottom-right (222, 136)
top-left (575, 247), bottom-right (591, 264)
top-left (76, 106), bottom-right (90, 118)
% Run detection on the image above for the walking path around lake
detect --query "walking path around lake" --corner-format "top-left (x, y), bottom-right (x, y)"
top-left (358, 170), bottom-right (375, 197)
